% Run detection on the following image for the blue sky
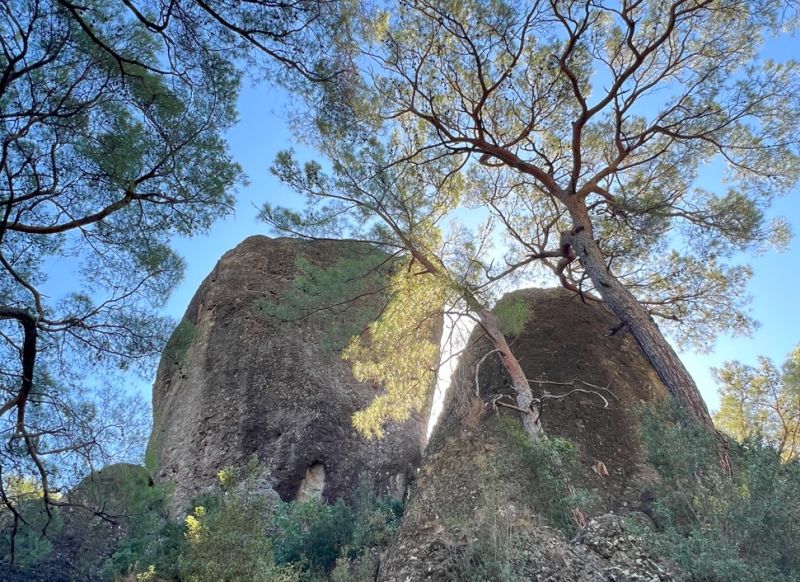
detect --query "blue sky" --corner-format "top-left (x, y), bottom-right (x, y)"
top-left (160, 52), bottom-right (800, 413)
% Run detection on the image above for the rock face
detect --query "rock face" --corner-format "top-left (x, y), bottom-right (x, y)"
top-left (146, 236), bottom-right (433, 515)
top-left (379, 288), bottom-right (677, 581)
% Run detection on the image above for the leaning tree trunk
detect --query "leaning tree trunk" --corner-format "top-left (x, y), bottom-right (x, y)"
top-left (560, 206), bottom-right (732, 472)
top-left (399, 237), bottom-right (543, 440)
top-left (559, 212), bottom-right (714, 430)
top-left (475, 305), bottom-right (543, 439)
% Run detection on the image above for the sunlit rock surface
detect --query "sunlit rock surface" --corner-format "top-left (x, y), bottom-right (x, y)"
top-left (146, 236), bottom-right (435, 515)
top-left (379, 287), bottom-right (678, 581)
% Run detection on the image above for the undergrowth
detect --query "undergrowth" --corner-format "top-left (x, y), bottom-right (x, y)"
top-left (454, 416), bottom-right (591, 580)
top-left (638, 401), bottom-right (800, 581)
top-left (111, 462), bottom-right (402, 582)
top-left (494, 416), bottom-right (591, 535)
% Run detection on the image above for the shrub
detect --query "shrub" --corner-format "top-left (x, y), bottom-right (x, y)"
top-left (272, 477), bottom-right (402, 575)
top-left (494, 416), bottom-right (590, 534)
top-left (638, 401), bottom-right (800, 581)
top-left (0, 498), bottom-right (61, 572)
top-left (179, 495), bottom-right (299, 582)
top-left (272, 499), bottom-right (353, 574)
top-left (346, 477), bottom-right (403, 554)
top-left (109, 463), bottom-right (403, 581)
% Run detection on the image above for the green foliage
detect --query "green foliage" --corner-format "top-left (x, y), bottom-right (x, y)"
top-left (272, 500), bottom-right (353, 573)
top-left (257, 246), bottom-right (390, 352)
top-left (180, 499), bottom-right (297, 582)
top-left (110, 519), bottom-right (185, 582)
top-left (493, 296), bottom-right (532, 338)
top-left (330, 553), bottom-right (378, 582)
top-left (453, 499), bottom-right (524, 582)
top-left (172, 458), bottom-right (295, 582)
top-left (713, 346), bottom-right (800, 461)
top-left (112, 465), bottom-right (402, 582)
top-left (346, 264), bottom-right (447, 438)
top-left (272, 477), bottom-right (402, 576)
top-left (1, 0), bottom-right (242, 521)
top-left (0, 479), bottom-right (62, 571)
top-left (1, 465), bottom-right (173, 580)
top-left (258, 244), bottom-right (445, 439)
top-left (494, 417), bottom-right (590, 535)
top-left (346, 479), bottom-right (404, 553)
top-left (638, 401), bottom-right (800, 581)
top-left (86, 467), bottom-right (181, 581)
top-left (280, 0), bottom-right (800, 358)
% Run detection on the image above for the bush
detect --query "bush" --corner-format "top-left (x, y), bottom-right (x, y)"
top-left (179, 498), bottom-right (298, 582)
top-left (495, 416), bottom-right (590, 534)
top-left (449, 417), bottom-right (591, 580)
top-left (272, 477), bottom-right (402, 575)
top-left (109, 463), bottom-right (402, 581)
top-left (638, 401), bottom-right (800, 581)
top-left (272, 499), bottom-right (353, 573)
top-left (107, 517), bottom-right (185, 581)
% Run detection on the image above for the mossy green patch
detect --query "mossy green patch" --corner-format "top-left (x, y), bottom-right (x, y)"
top-left (493, 295), bottom-right (532, 338)
top-left (144, 408), bottom-right (164, 473)
top-left (256, 246), bottom-right (390, 352)
top-left (162, 318), bottom-right (198, 370)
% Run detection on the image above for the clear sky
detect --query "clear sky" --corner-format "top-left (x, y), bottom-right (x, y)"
top-left (159, 50), bottom-right (800, 413)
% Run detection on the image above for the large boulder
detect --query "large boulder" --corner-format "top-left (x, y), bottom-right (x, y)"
top-left (379, 287), bottom-right (677, 581)
top-left (146, 236), bottom-right (434, 515)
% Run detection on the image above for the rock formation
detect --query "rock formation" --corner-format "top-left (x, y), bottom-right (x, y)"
top-left (379, 287), bottom-right (677, 581)
top-left (146, 236), bottom-right (434, 515)
top-left (5, 464), bottom-right (156, 582)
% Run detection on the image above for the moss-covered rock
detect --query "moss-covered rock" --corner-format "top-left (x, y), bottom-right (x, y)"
top-left (379, 288), bottom-right (677, 581)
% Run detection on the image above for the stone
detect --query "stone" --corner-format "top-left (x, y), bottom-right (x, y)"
top-left (379, 288), bottom-right (679, 581)
top-left (146, 236), bottom-right (435, 515)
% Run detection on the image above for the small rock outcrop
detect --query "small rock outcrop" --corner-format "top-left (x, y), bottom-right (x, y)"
top-left (4, 464), bottom-right (156, 582)
top-left (146, 236), bottom-right (434, 515)
top-left (379, 288), bottom-right (676, 581)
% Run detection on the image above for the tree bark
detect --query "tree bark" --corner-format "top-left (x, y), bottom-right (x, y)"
top-left (559, 207), bottom-right (714, 429)
top-left (560, 201), bottom-right (732, 472)
top-left (475, 306), bottom-right (543, 439)
top-left (0, 307), bottom-right (38, 431)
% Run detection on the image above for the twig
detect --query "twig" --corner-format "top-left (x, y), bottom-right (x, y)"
top-left (537, 388), bottom-right (611, 409)
top-left (488, 393), bottom-right (528, 413)
top-left (528, 378), bottom-right (619, 407)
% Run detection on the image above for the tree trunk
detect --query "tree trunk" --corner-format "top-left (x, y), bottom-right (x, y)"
top-left (561, 207), bottom-right (732, 472)
top-left (401, 241), bottom-right (543, 440)
top-left (559, 215), bottom-right (714, 429)
top-left (476, 306), bottom-right (543, 439)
